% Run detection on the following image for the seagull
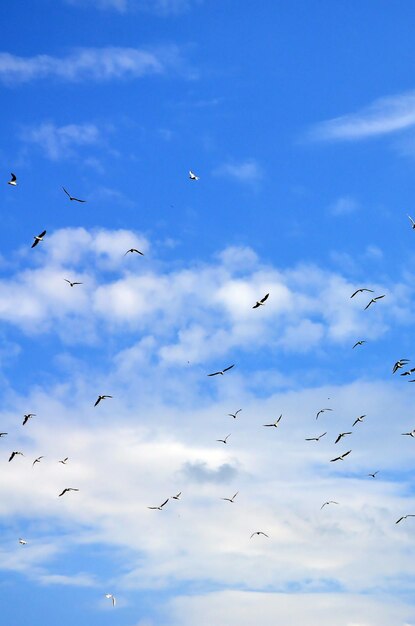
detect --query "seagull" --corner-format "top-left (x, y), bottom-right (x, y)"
top-left (228, 409), bottom-right (242, 419)
top-left (250, 531), bottom-right (269, 539)
top-left (352, 414), bottom-right (366, 427)
top-left (62, 187), bottom-right (86, 203)
top-left (321, 501), bottom-right (339, 509)
top-left (148, 498), bottom-right (169, 510)
top-left (367, 471), bottom-right (379, 478)
top-left (31, 230), bottom-right (46, 248)
top-left (392, 359), bottom-right (410, 374)
top-left (334, 432), bottom-right (352, 444)
top-left (216, 434), bottom-right (231, 444)
top-left (352, 340), bottom-right (366, 349)
top-left (350, 288), bottom-right (374, 298)
top-left (396, 514), bottom-right (415, 524)
top-left (124, 248), bottom-right (144, 256)
top-left (316, 408), bottom-right (333, 420)
top-left (22, 413), bottom-right (36, 426)
top-left (364, 295), bottom-right (385, 310)
top-left (207, 364), bottom-right (235, 377)
top-left (9, 451), bottom-right (24, 462)
top-left (189, 170), bottom-right (199, 180)
top-left (401, 430), bottom-right (415, 438)
top-left (330, 450), bottom-right (352, 462)
top-left (94, 395), bottom-right (113, 407)
top-left (58, 488), bottom-right (79, 497)
top-left (64, 279), bottom-right (83, 287)
top-left (172, 492), bottom-right (181, 500)
top-left (253, 293), bottom-right (269, 309)
top-left (305, 432), bottom-right (327, 442)
top-left (32, 456), bottom-right (44, 467)
top-left (263, 414), bottom-right (282, 428)
top-left (408, 215), bottom-right (415, 229)
top-left (59, 457), bottom-right (69, 464)
top-left (8, 173), bottom-right (17, 186)
top-left (105, 594), bottom-right (116, 607)
top-left (18, 538), bottom-right (27, 545)
top-left (0, 432), bottom-right (8, 437)
top-left (400, 368), bottom-right (415, 376)
top-left (221, 491), bottom-right (239, 503)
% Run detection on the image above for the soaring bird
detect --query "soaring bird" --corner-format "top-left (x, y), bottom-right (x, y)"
top-left (263, 414), bottom-right (282, 428)
top-left (189, 170), bottom-right (199, 180)
top-left (8, 173), bottom-right (17, 186)
top-left (402, 430), bottom-right (415, 438)
top-left (221, 491), bottom-right (239, 503)
top-left (367, 471), bottom-right (379, 478)
top-left (408, 215), bottom-right (415, 229)
top-left (330, 450), bottom-right (352, 462)
top-left (124, 248), bottom-right (144, 256)
top-left (0, 432), bottom-right (8, 437)
top-left (392, 359), bottom-right (410, 374)
top-left (400, 367), bottom-right (415, 376)
top-left (207, 364), bottom-right (235, 377)
top-left (58, 488), bottom-right (79, 497)
top-left (352, 414), bottom-right (366, 427)
top-left (334, 432), bottom-right (352, 444)
top-left (364, 295), bottom-right (385, 310)
top-left (250, 531), bottom-right (269, 539)
top-left (148, 498), bottom-right (169, 510)
top-left (32, 456), bottom-right (44, 467)
top-left (59, 457), bottom-right (69, 464)
top-left (172, 492), bottom-right (181, 500)
top-left (316, 408), bottom-right (332, 420)
top-left (352, 340), bottom-right (366, 349)
top-left (350, 288), bottom-right (374, 298)
top-left (321, 501), bottom-right (338, 509)
top-left (64, 279), bottom-right (83, 287)
top-left (228, 409), bottom-right (242, 419)
top-left (31, 230), bottom-right (46, 248)
top-left (94, 395), bottom-right (113, 407)
top-left (9, 451), bottom-right (24, 462)
top-left (253, 293), bottom-right (269, 309)
top-left (305, 432), bottom-right (327, 442)
top-left (62, 187), bottom-right (86, 203)
top-left (22, 413), bottom-right (36, 426)
top-left (396, 514), bottom-right (415, 524)
top-left (19, 538), bottom-right (27, 545)
top-left (105, 594), bottom-right (116, 607)
top-left (216, 434), bottom-right (231, 444)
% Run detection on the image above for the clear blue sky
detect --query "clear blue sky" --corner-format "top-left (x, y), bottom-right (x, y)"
top-left (1, 2), bottom-right (415, 625)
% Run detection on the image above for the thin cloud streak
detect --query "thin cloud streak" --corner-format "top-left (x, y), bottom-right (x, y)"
top-left (309, 90), bottom-right (415, 141)
top-left (65, 0), bottom-right (198, 14)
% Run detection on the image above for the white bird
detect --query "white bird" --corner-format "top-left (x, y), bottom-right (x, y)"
top-left (18, 538), bottom-right (27, 545)
top-left (59, 457), bottom-right (69, 464)
top-left (148, 498), bottom-right (169, 510)
top-left (221, 491), bottom-right (239, 503)
top-left (94, 395), bottom-right (112, 407)
top-left (402, 430), bottom-right (415, 438)
top-left (172, 492), bottom-right (181, 500)
top-left (8, 173), bottom-right (17, 186)
top-left (216, 434), bottom-right (231, 444)
top-left (305, 432), bottom-right (327, 442)
top-left (408, 215), bottom-right (415, 229)
top-left (189, 170), bottom-right (199, 180)
top-left (31, 230), bottom-right (46, 248)
top-left (330, 450), bottom-right (352, 462)
top-left (105, 594), bottom-right (116, 607)
top-left (396, 514), bottom-right (415, 524)
top-left (352, 414), bottom-right (366, 427)
top-left (32, 456), bottom-right (44, 467)
top-left (321, 501), bottom-right (339, 509)
top-left (58, 488), bottom-right (79, 497)
top-left (263, 414), bottom-right (282, 428)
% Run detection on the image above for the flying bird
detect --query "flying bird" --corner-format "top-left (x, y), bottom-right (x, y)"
top-left (62, 187), bottom-right (86, 203)
top-left (330, 450), bottom-right (352, 462)
top-left (408, 215), bottom-right (415, 229)
top-left (250, 531), bottom-right (269, 539)
top-left (321, 501), bottom-right (339, 509)
top-left (316, 408), bottom-right (333, 420)
top-left (59, 457), bottom-right (69, 464)
top-left (401, 430), bottom-right (415, 438)
top-left (350, 288), bottom-right (374, 298)
top-left (392, 359), bottom-right (410, 374)
top-left (148, 498), bottom-right (169, 510)
top-left (64, 279), bottom-right (83, 287)
top-left (263, 414), bottom-right (282, 428)
top-left (19, 538), bottom-right (27, 545)
top-left (94, 395), bottom-right (113, 407)
top-left (9, 451), bottom-right (24, 462)
top-left (124, 248), bottom-right (144, 256)
top-left (352, 340), bottom-right (366, 349)
top-left (8, 173), bottom-right (17, 186)
top-left (253, 293), bottom-right (269, 309)
top-left (305, 432), bottom-right (327, 442)
top-left (216, 434), bottom-right (231, 444)
top-left (207, 364), bottom-right (235, 377)
top-left (352, 414), bottom-right (366, 427)
top-left (367, 471), bottom-right (379, 478)
top-left (334, 432), bottom-right (352, 444)
top-left (31, 230), bottom-right (46, 248)
top-left (364, 295), bottom-right (385, 310)
top-left (172, 492), bottom-right (181, 500)
top-left (32, 456), bottom-right (44, 467)
top-left (0, 432), bottom-right (8, 437)
top-left (105, 594), bottom-right (116, 607)
top-left (221, 491), bottom-right (239, 503)
top-left (58, 488), bottom-right (79, 497)
top-left (22, 413), bottom-right (36, 426)
top-left (189, 170), bottom-right (199, 180)
top-left (228, 409), bottom-right (242, 419)
top-left (396, 514), bottom-right (415, 524)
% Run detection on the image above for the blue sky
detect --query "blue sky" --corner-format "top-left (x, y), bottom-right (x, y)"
top-left (2, 1), bottom-right (415, 625)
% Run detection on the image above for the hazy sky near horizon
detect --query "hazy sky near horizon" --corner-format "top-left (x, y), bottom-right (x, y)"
top-left (2, 2), bottom-right (415, 625)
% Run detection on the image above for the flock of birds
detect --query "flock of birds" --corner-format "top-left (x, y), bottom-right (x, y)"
top-left (3, 169), bottom-right (415, 610)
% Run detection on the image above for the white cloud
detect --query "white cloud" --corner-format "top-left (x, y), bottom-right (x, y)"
top-left (65, 0), bottom-right (199, 14)
top-left (0, 46), bottom-right (185, 85)
top-left (309, 90), bottom-right (415, 141)
top-left (21, 122), bottom-right (102, 160)
top-left (329, 196), bottom-right (360, 216)
top-left (213, 159), bottom-right (263, 183)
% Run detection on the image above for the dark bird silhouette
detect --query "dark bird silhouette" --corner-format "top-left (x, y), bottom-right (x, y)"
top-left (172, 492), bottom-right (181, 500)
top-left (250, 531), bottom-right (269, 539)
top-left (58, 488), bottom-right (79, 497)
top-left (8, 172), bottom-right (17, 186)
top-left (94, 395), bottom-right (113, 407)
top-left (62, 187), bottom-right (86, 203)
top-left (334, 432), bottom-right (352, 444)
top-left (0, 432), bottom-right (8, 437)
top-left (316, 408), bottom-right (332, 420)
top-left (364, 295), bottom-right (385, 310)
top-left (330, 450), bottom-right (352, 462)
top-left (408, 215), bottom-right (415, 229)
top-left (228, 409), bottom-right (242, 419)
top-left (350, 288), bottom-right (374, 298)
top-left (59, 457), bottom-right (69, 464)
top-left (263, 414), bottom-right (282, 428)
top-left (253, 293), bottom-right (269, 309)
top-left (31, 230), bottom-right (46, 248)
top-left (305, 432), bottom-right (327, 442)
top-left (32, 456), bottom-right (44, 467)
top-left (216, 434), bottom-right (231, 444)
top-left (207, 364), bottom-right (235, 377)
top-left (392, 359), bottom-right (410, 374)
top-left (352, 414), bottom-right (366, 427)
top-left (321, 501), bottom-right (338, 509)
top-left (124, 248), bottom-right (144, 256)
top-left (396, 514), bottom-right (415, 524)
top-left (352, 340), bottom-right (366, 349)
top-left (64, 279), bottom-right (83, 287)
top-left (9, 451), bottom-right (24, 462)
top-left (148, 498), bottom-right (169, 510)
top-left (189, 170), bottom-right (199, 180)
top-left (221, 491), bottom-right (239, 503)
top-left (22, 413), bottom-right (36, 426)
top-left (367, 471), bottom-right (379, 478)
top-left (402, 430), bottom-right (415, 438)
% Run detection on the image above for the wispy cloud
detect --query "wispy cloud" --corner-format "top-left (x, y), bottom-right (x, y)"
top-left (0, 46), bottom-right (186, 85)
top-left (329, 196), bottom-right (360, 216)
top-left (213, 159), bottom-right (263, 184)
top-left (21, 122), bottom-right (102, 160)
top-left (309, 90), bottom-right (415, 141)
top-left (65, 0), bottom-right (199, 14)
